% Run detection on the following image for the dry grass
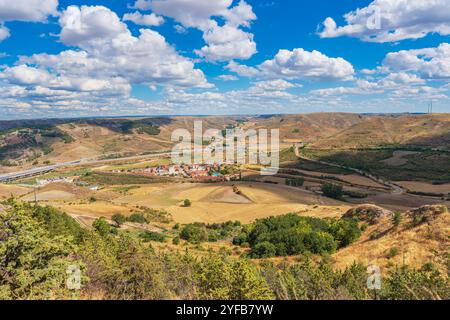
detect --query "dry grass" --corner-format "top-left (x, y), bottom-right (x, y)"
top-left (0, 183), bottom-right (32, 199)
top-left (49, 181), bottom-right (349, 224)
top-left (333, 206), bottom-right (450, 271)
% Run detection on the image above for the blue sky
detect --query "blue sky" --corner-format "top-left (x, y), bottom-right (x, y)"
top-left (0, 0), bottom-right (449, 119)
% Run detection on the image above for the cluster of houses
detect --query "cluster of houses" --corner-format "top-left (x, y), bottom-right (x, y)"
top-left (134, 163), bottom-right (240, 182)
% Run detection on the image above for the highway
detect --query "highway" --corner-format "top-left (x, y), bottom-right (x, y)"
top-left (0, 152), bottom-right (173, 183)
top-left (0, 142), bottom-right (256, 183)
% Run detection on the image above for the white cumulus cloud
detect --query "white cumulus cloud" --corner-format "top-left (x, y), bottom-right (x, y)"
top-left (132, 0), bottom-right (257, 61)
top-left (319, 0), bottom-right (450, 43)
top-left (0, 0), bottom-right (58, 41)
top-left (228, 48), bottom-right (355, 81)
top-left (123, 12), bottom-right (164, 26)
top-left (383, 43), bottom-right (450, 79)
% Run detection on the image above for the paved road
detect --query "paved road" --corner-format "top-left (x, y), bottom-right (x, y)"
top-left (0, 142), bottom-right (254, 183)
top-left (0, 151), bottom-right (173, 182)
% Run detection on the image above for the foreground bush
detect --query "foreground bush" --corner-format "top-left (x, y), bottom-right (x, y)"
top-left (0, 201), bottom-right (448, 300)
top-left (234, 214), bottom-right (361, 258)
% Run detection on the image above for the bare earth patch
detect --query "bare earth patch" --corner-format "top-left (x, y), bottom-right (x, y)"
top-left (382, 151), bottom-right (420, 166)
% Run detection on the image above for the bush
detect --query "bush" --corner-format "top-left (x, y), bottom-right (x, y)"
top-left (251, 242), bottom-right (277, 258)
top-left (321, 183), bottom-right (343, 199)
top-left (139, 231), bottom-right (166, 242)
top-left (112, 214), bottom-right (126, 227)
top-left (327, 218), bottom-right (361, 248)
top-left (180, 223), bottom-right (208, 244)
top-left (233, 232), bottom-right (249, 246)
top-left (92, 217), bottom-right (113, 236)
top-left (388, 247), bottom-right (399, 258)
top-left (182, 199), bottom-right (192, 207)
top-left (286, 178), bottom-right (304, 187)
top-left (127, 213), bottom-right (148, 224)
top-left (393, 212), bottom-right (402, 227)
top-left (303, 231), bottom-right (337, 254)
top-left (172, 236), bottom-right (180, 245)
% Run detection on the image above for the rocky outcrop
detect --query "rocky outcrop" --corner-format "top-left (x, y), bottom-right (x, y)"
top-left (343, 204), bottom-right (393, 225)
top-left (407, 205), bottom-right (448, 225)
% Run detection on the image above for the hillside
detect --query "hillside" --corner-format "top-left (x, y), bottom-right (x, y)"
top-left (310, 114), bottom-right (450, 150)
top-left (0, 116), bottom-right (246, 172)
top-left (333, 205), bottom-right (450, 272)
top-left (242, 113), bottom-right (365, 144)
top-left (1, 113), bottom-right (449, 177)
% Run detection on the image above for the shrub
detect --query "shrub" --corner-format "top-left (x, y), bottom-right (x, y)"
top-left (112, 214), bottom-right (126, 227)
top-left (92, 218), bottom-right (113, 236)
top-left (393, 212), bottom-right (402, 227)
top-left (388, 247), bottom-right (399, 259)
top-left (321, 183), bottom-right (343, 199)
top-left (303, 231), bottom-right (337, 254)
top-left (233, 232), bottom-right (249, 246)
top-left (328, 218), bottom-right (361, 248)
top-left (180, 223), bottom-right (208, 244)
top-left (139, 231), bottom-right (166, 242)
top-left (127, 213), bottom-right (148, 224)
top-left (286, 178), bottom-right (305, 187)
top-left (172, 237), bottom-right (180, 245)
top-left (182, 199), bottom-right (192, 207)
top-left (251, 242), bottom-right (277, 258)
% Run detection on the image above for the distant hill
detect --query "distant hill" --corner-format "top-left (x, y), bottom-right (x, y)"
top-left (242, 113), bottom-right (366, 143)
top-left (1, 113), bottom-right (449, 172)
top-left (310, 114), bottom-right (450, 150)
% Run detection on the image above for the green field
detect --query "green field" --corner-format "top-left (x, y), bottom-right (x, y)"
top-left (302, 149), bottom-right (450, 183)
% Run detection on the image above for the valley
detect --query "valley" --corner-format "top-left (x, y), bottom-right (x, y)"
top-left (1, 113), bottom-right (449, 280)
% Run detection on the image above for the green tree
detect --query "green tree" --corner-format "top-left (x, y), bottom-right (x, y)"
top-left (230, 260), bottom-right (274, 300)
top-left (381, 265), bottom-right (450, 300)
top-left (127, 213), bottom-right (148, 224)
top-left (252, 242), bottom-right (277, 258)
top-left (183, 199), bottom-right (192, 207)
top-left (180, 223), bottom-right (208, 244)
top-left (112, 214), bottom-right (126, 227)
top-left (0, 201), bottom-right (81, 299)
top-left (393, 212), bottom-right (402, 227)
top-left (321, 183), bottom-right (343, 199)
top-left (92, 218), bottom-right (113, 237)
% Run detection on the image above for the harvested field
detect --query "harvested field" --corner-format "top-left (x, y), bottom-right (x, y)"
top-left (396, 181), bottom-right (450, 194)
top-left (0, 183), bottom-right (32, 199)
top-left (22, 190), bottom-right (76, 202)
top-left (108, 182), bottom-right (347, 224)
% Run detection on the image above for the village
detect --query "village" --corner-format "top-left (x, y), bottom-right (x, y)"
top-left (130, 163), bottom-right (242, 182)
